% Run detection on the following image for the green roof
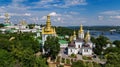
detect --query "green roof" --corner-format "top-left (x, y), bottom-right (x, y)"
top-left (58, 36), bottom-right (64, 39)
top-left (6, 29), bottom-right (13, 33)
top-left (59, 40), bottom-right (68, 44)
top-left (4, 23), bottom-right (11, 26)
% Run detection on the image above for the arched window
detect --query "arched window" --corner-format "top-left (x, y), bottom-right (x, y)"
top-left (78, 45), bottom-right (80, 48)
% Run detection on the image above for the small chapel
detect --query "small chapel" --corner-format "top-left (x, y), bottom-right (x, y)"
top-left (67, 25), bottom-right (93, 56)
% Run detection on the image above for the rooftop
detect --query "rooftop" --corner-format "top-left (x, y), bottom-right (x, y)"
top-left (59, 40), bottom-right (68, 44)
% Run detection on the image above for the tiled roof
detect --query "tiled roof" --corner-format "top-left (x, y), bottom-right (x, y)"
top-left (68, 41), bottom-right (76, 47)
top-left (75, 38), bottom-right (84, 42)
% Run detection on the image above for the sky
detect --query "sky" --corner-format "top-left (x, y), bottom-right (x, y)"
top-left (0, 0), bottom-right (120, 26)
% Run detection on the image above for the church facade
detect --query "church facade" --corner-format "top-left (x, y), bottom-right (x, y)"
top-left (67, 25), bottom-right (93, 56)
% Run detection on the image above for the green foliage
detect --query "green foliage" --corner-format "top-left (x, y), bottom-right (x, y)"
top-left (72, 60), bottom-right (85, 67)
top-left (61, 58), bottom-right (65, 63)
top-left (0, 23), bottom-right (4, 28)
top-left (56, 26), bottom-right (73, 36)
top-left (92, 62), bottom-right (101, 67)
top-left (70, 53), bottom-right (76, 58)
top-left (104, 47), bottom-right (120, 55)
top-left (0, 49), bottom-right (15, 67)
top-left (66, 59), bottom-right (70, 64)
top-left (93, 35), bottom-right (109, 55)
top-left (34, 56), bottom-right (48, 67)
top-left (113, 40), bottom-right (120, 48)
top-left (105, 53), bottom-right (120, 67)
top-left (0, 33), bottom-right (47, 67)
top-left (91, 36), bottom-right (96, 43)
top-left (59, 65), bottom-right (64, 67)
top-left (72, 60), bottom-right (101, 67)
top-left (82, 56), bottom-right (92, 60)
top-left (44, 36), bottom-right (60, 59)
top-left (28, 24), bottom-right (35, 29)
top-left (56, 56), bottom-right (60, 62)
top-left (104, 46), bottom-right (120, 67)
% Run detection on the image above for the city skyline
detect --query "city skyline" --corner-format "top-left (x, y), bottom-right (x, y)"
top-left (0, 0), bottom-right (120, 26)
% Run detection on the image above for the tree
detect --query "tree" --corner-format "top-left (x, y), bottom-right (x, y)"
top-left (0, 23), bottom-right (4, 28)
top-left (93, 35), bottom-right (109, 55)
top-left (104, 47), bottom-right (120, 55)
top-left (28, 24), bottom-right (35, 29)
top-left (0, 33), bottom-right (48, 67)
top-left (56, 26), bottom-right (73, 36)
top-left (113, 40), bottom-right (120, 48)
top-left (91, 36), bottom-right (96, 43)
top-left (34, 56), bottom-right (48, 67)
top-left (0, 49), bottom-right (15, 67)
top-left (105, 53), bottom-right (120, 67)
top-left (72, 60), bottom-right (85, 67)
top-left (44, 36), bottom-right (60, 59)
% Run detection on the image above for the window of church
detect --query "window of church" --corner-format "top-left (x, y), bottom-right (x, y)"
top-left (84, 49), bottom-right (88, 52)
top-left (78, 45), bottom-right (80, 48)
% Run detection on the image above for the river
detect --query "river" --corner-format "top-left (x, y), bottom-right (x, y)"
top-left (90, 30), bottom-right (120, 41)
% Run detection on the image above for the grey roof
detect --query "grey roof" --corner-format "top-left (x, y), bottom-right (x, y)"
top-left (68, 41), bottom-right (76, 47)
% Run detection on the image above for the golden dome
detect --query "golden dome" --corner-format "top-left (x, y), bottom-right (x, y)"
top-left (42, 15), bottom-right (56, 35)
top-left (5, 13), bottom-right (9, 17)
top-left (79, 24), bottom-right (84, 33)
top-left (85, 31), bottom-right (90, 42)
top-left (19, 20), bottom-right (27, 25)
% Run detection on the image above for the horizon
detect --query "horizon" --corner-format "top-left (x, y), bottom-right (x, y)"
top-left (0, 0), bottom-right (120, 26)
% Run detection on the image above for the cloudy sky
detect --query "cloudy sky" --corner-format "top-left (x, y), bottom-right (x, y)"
top-left (0, 0), bottom-right (120, 26)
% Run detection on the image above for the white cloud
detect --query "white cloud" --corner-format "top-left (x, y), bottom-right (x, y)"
top-left (98, 16), bottom-right (104, 20)
top-left (49, 12), bottom-right (61, 16)
top-left (110, 15), bottom-right (120, 19)
top-left (69, 11), bottom-right (79, 15)
top-left (40, 12), bottom-right (62, 21)
top-left (11, 0), bottom-right (26, 6)
top-left (32, 0), bottom-right (87, 8)
top-left (65, 0), bottom-right (87, 6)
top-left (99, 10), bottom-right (120, 21)
top-left (0, 0), bottom-right (88, 26)
top-left (8, 13), bottom-right (31, 17)
top-left (0, 15), bottom-right (5, 19)
top-left (24, 13), bottom-right (31, 16)
top-left (0, 7), bottom-right (7, 13)
top-left (57, 17), bottom-right (61, 21)
top-left (101, 10), bottom-right (120, 15)
top-left (41, 16), bottom-right (46, 20)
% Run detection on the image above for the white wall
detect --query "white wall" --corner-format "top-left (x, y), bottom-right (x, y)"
top-left (68, 48), bottom-right (78, 55)
top-left (82, 49), bottom-right (92, 56)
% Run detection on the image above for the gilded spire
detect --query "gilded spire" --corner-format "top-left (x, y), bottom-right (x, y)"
top-left (5, 13), bottom-right (9, 17)
top-left (20, 20), bottom-right (27, 25)
top-left (86, 30), bottom-right (90, 36)
top-left (73, 30), bottom-right (76, 40)
top-left (53, 27), bottom-right (56, 34)
top-left (85, 30), bottom-right (90, 42)
top-left (46, 15), bottom-right (51, 27)
top-left (73, 30), bottom-right (76, 37)
top-left (42, 15), bottom-right (57, 35)
top-left (70, 36), bottom-right (73, 42)
top-left (4, 13), bottom-right (10, 24)
top-left (79, 24), bottom-right (84, 33)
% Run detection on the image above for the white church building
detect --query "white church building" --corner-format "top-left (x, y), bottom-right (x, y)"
top-left (67, 25), bottom-right (94, 56)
